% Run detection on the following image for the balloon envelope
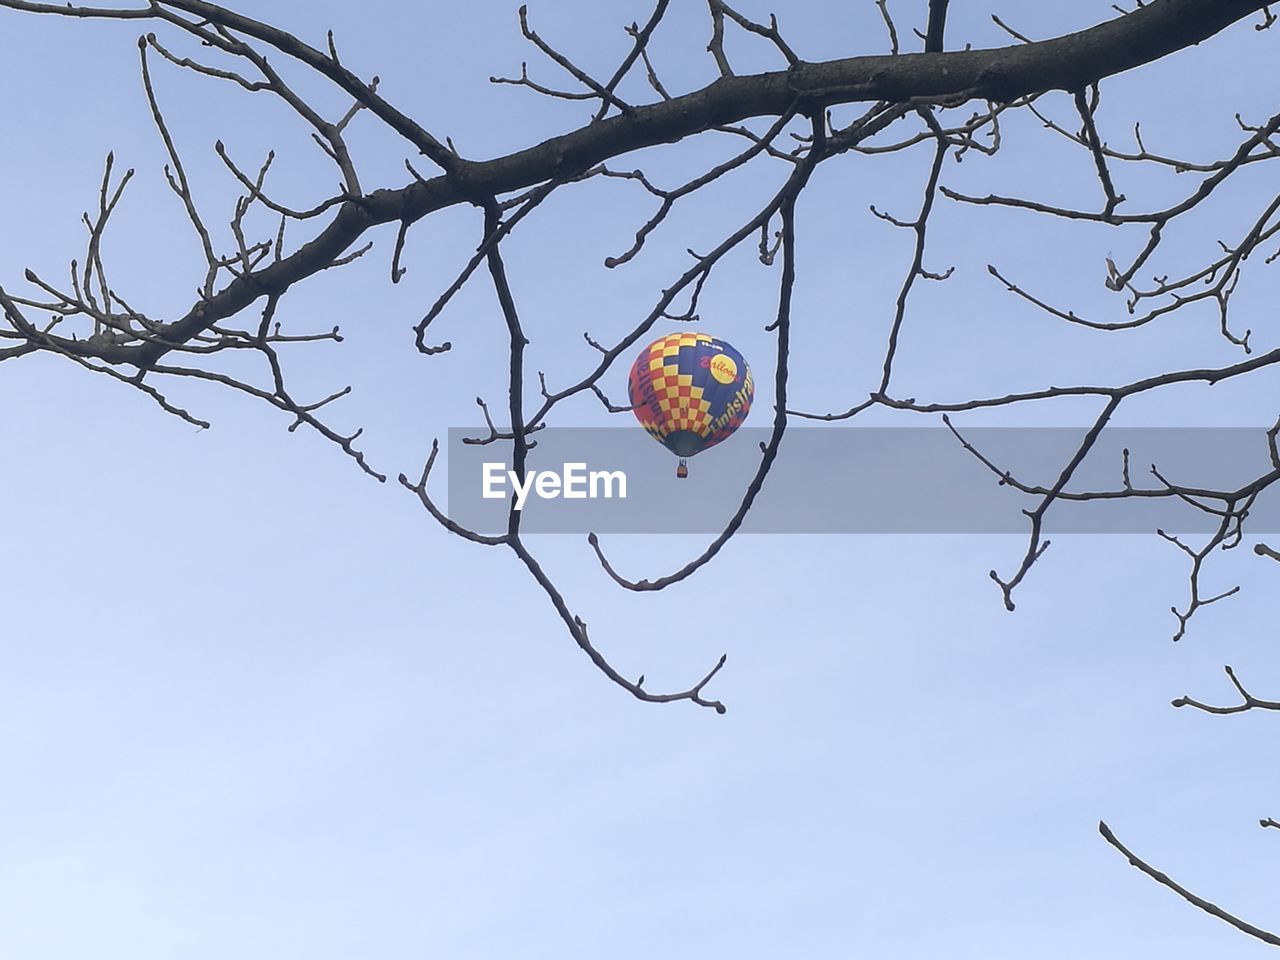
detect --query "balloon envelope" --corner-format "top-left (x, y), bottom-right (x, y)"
top-left (627, 332), bottom-right (754, 458)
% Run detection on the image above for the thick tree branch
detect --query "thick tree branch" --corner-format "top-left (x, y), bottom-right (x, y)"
top-left (925, 0), bottom-right (949, 53)
top-left (0, 0), bottom-right (1265, 370)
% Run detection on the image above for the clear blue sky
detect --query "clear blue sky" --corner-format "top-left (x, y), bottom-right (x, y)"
top-left (1, 2), bottom-right (1278, 957)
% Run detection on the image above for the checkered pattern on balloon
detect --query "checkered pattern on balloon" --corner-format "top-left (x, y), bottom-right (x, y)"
top-left (627, 332), bottom-right (754, 474)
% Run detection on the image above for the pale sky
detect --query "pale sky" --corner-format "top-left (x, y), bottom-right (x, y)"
top-left (1, 2), bottom-right (1278, 957)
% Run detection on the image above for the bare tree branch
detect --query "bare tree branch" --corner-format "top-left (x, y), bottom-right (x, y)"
top-left (1173, 665), bottom-right (1280, 714)
top-left (1099, 822), bottom-right (1280, 948)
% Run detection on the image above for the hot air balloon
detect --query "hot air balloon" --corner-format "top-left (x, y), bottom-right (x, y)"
top-left (627, 332), bottom-right (754, 477)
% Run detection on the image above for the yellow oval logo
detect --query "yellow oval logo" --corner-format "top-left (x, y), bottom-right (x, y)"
top-left (709, 354), bottom-right (738, 385)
